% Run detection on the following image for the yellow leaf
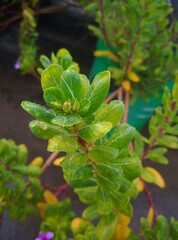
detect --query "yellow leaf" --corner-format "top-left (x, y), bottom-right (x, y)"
top-left (94, 50), bottom-right (119, 62)
top-left (127, 71), bottom-right (140, 82)
top-left (53, 156), bottom-right (65, 166)
top-left (71, 218), bottom-right (84, 234)
top-left (147, 207), bottom-right (154, 228)
top-left (132, 58), bottom-right (143, 66)
top-left (37, 202), bottom-right (46, 218)
top-left (134, 178), bottom-right (144, 192)
top-left (122, 80), bottom-right (131, 92)
top-left (44, 190), bottom-right (58, 205)
top-left (30, 156), bottom-right (44, 167)
top-left (146, 167), bottom-right (165, 188)
top-left (112, 212), bottom-right (131, 240)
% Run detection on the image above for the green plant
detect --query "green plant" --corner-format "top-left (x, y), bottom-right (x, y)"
top-left (1, 48), bottom-right (177, 239)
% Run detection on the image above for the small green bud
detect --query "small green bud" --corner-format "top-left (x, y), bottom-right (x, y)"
top-left (50, 101), bottom-right (62, 110)
top-left (63, 101), bottom-right (72, 113)
top-left (72, 100), bottom-right (80, 112)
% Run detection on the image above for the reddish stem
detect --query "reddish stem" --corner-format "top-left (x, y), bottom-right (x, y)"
top-left (105, 88), bottom-right (119, 104)
top-left (41, 152), bottom-right (59, 174)
top-left (141, 178), bottom-right (157, 222)
top-left (121, 89), bottom-right (130, 123)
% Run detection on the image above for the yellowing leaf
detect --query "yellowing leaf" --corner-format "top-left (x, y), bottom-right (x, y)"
top-left (127, 71), bottom-right (140, 83)
top-left (134, 178), bottom-right (144, 192)
top-left (71, 218), bottom-right (85, 234)
top-left (144, 167), bottom-right (165, 188)
top-left (147, 207), bottom-right (154, 228)
top-left (30, 156), bottom-right (44, 167)
top-left (122, 80), bottom-right (131, 92)
top-left (94, 50), bottom-right (119, 62)
top-left (112, 212), bottom-right (131, 240)
top-left (132, 58), bottom-right (143, 66)
top-left (53, 156), bottom-right (65, 166)
top-left (37, 202), bottom-right (46, 218)
top-left (44, 190), bottom-right (58, 205)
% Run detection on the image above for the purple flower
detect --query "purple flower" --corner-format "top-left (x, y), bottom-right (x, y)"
top-left (167, 0), bottom-right (172, 5)
top-left (14, 60), bottom-right (21, 70)
top-left (35, 231), bottom-right (54, 240)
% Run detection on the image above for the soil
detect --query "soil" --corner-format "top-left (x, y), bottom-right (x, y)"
top-left (0, 5), bottom-right (178, 240)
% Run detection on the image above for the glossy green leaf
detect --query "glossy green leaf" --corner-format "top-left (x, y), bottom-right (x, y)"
top-left (119, 202), bottom-right (133, 217)
top-left (12, 165), bottom-right (41, 176)
top-left (79, 74), bottom-right (90, 96)
top-left (70, 165), bottom-right (93, 182)
top-left (17, 144), bottom-right (28, 164)
top-left (155, 215), bottom-right (169, 240)
top-left (75, 186), bottom-right (97, 204)
top-left (21, 101), bottom-right (56, 123)
top-left (78, 122), bottom-right (112, 141)
top-left (51, 115), bottom-right (82, 127)
top-left (97, 187), bottom-right (113, 215)
top-left (133, 131), bottom-right (144, 159)
top-left (82, 205), bottom-right (100, 221)
top-left (158, 135), bottom-right (178, 149)
top-left (147, 148), bottom-right (168, 164)
top-left (48, 135), bottom-right (78, 153)
top-left (112, 157), bottom-right (142, 180)
top-left (166, 124), bottom-right (178, 135)
top-left (94, 100), bottom-right (124, 127)
top-left (41, 64), bottom-right (62, 91)
top-left (57, 48), bottom-right (71, 58)
top-left (170, 217), bottom-right (178, 239)
top-left (40, 55), bottom-right (51, 68)
top-left (95, 213), bottom-right (118, 240)
top-left (61, 69), bottom-right (83, 102)
top-left (86, 71), bottom-right (110, 114)
top-left (109, 190), bottom-right (129, 211)
top-left (88, 146), bottom-right (118, 163)
top-left (105, 124), bottom-right (135, 150)
top-left (78, 98), bottom-right (91, 115)
top-left (43, 87), bottom-right (65, 107)
top-left (29, 120), bottom-right (68, 139)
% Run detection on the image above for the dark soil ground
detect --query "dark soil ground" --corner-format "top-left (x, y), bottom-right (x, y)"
top-left (0, 5), bottom-right (178, 240)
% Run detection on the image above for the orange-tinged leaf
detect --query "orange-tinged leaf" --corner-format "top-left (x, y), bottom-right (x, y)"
top-left (145, 167), bottom-right (165, 188)
top-left (112, 212), bottom-right (131, 240)
top-left (132, 58), bottom-right (143, 66)
top-left (122, 80), bottom-right (131, 92)
top-left (30, 156), bottom-right (44, 167)
top-left (53, 156), bottom-right (65, 166)
top-left (127, 71), bottom-right (140, 82)
top-left (44, 190), bottom-right (58, 205)
top-left (37, 202), bottom-right (46, 218)
top-left (94, 50), bottom-right (119, 62)
top-left (134, 178), bottom-right (144, 192)
top-left (147, 207), bottom-right (154, 228)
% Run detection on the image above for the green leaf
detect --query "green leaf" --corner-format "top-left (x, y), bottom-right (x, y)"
top-left (41, 64), bottom-right (62, 91)
top-left (112, 157), bottom-right (142, 180)
top-left (96, 164), bottom-right (122, 190)
top-left (12, 165), bottom-right (41, 176)
top-left (75, 186), bottom-right (97, 204)
top-left (29, 120), bottom-right (68, 139)
top-left (155, 215), bottom-right (169, 240)
top-left (170, 217), bottom-right (178, 239)
top-left (94, 100), bottom-right (124, 127)
top-left (166, 124), bottom-right (178, 135)
top-left (133, 131), bottom-right (144, 159)
top-left (109, 190), bottom-right (129, 211)
top-left (21, 101), bottom-right (56, 123)
top-left (95, 213), bottom-right (118, 240)
top-left (105, 124), bottom-right (135, 150)
top-left (40, 55), bottom-right (51, 68)
top-left (43, 87), bottom-right (65, 107)
top-left (78, 98), bottom-right (91, 115)
top-left (158, 135), bottom-right (178, 149)
top-left (119, 202), bottom-right (133, 217)
top-left (97, 187), bottom-right (113, 215)
top-left (70, 165), bottom-right (93, 182)
top-left (51, 115), bottom-right (82, 127)
top-left (147, 148), bottom-right (168, 164)
top-left (78, 122), bottom-right (112, 141)
top-left (61, 69), bottom-right (83, 102)
top-left (82, 205), bottom-right (100, 221)
top-left (88, 146), bottom-right (118, 163)
top-left (86, 71), bottom-right (110, 114)
top-left (48, 135), bottom-right (78, 153)
top-left (172, 72), bottom-right (178, 101)
top-left (80, 74), bottom-right (90, 96)
top-left (17, 144), bottom-right (28, 164)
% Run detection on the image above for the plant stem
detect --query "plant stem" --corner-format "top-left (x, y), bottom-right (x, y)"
top-left (41, 152), bottom-right (59, 174)
top-left (121, 89), bottom-right (130, 123)
top-left (43, 183), bottom-right (69, 199)
top-left (141, 178), bottom-right (157, 222)
top-left (105, 88), bottom-right (119, 103)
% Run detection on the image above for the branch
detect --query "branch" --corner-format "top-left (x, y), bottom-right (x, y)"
top-left (41, 152), bottom-right (59, 174)
top-left (141, 178), bottom-right (157, 222)
top-left (105, 88), bottom-right (119, 104)
top-left (121, 89), bottom-right (130, 123)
